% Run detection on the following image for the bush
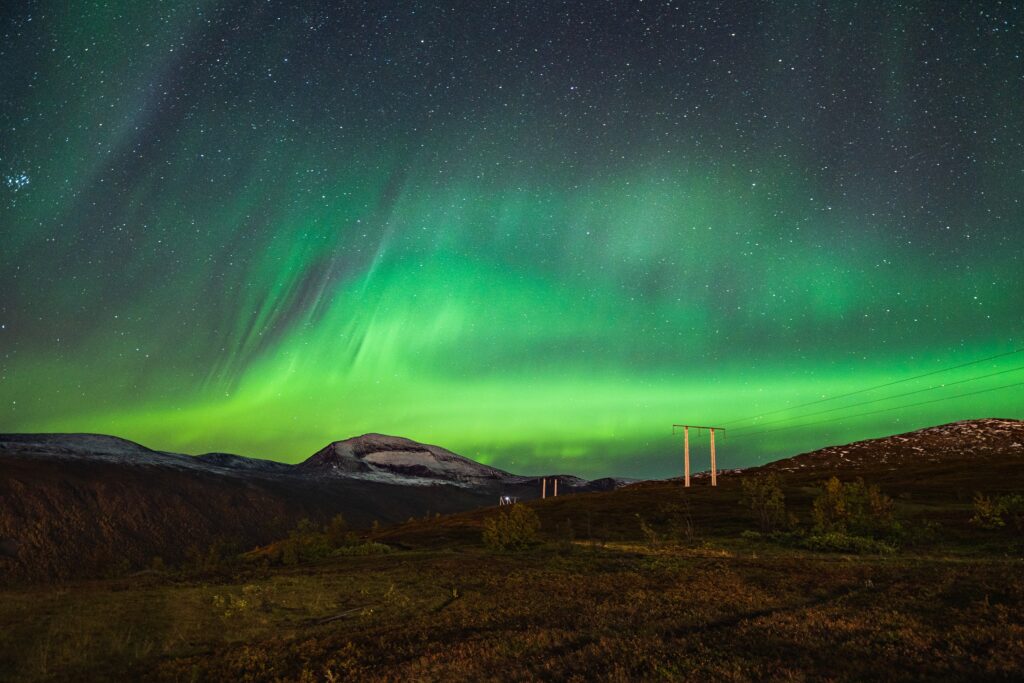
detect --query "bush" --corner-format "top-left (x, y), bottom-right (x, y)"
top-left (325, 514), bottom-right (354, 548)
top-left (274, 516), bottom-right (377, 565)
top-left (483, 504), bottom-right (540, 551)
top-left (187, 538), bottom-right (242, 573)
top-left (897, 520), bottom-right (941, 548)
top-left (333, 542), bottom-right (392, 556)
top-left (811, 477), bottom-right (849, 533)
top-left (660, 501), bottom-right (697, 544)
top-left (800, 532), bottom-right (896, 555)
top-left (972, 493), bottom-right (1024, 533)
top-left (741, 473), bottom-right (787, 533)
top-left (812, 477), bottom-right (899, 538)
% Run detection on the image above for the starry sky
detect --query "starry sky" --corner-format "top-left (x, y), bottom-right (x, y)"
top-left (1, 1), bottom-right (1021, 478)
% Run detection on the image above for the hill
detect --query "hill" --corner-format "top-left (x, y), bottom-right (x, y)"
top-left (372, 417), bottom-right (1024, 551)
top-left (763, 418), bottom-right (1024, 472)
top-left (300, 433), bottom-right (512, 483)
top-left (0, 432), bottom-right (617, 582)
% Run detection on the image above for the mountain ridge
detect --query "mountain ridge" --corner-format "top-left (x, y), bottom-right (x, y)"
top-left (300, 432), bottom-right (514, 484)
top-left (0, 429), bottom-right (623, 582)
top-left (761, 417), bottom-right (1024, 473)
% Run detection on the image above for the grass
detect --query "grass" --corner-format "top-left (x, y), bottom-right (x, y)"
top-left (2, 545), bottom-right (1022, 681)
top-left (1, 460), bottom-right (1022, 681)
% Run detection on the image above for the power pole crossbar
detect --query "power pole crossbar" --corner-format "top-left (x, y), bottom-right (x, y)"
top-left (672, 424), bottom-right (726, 433)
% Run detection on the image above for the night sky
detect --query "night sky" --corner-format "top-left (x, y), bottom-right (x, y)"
top-left (1, 2), bottom-right (1021, 478)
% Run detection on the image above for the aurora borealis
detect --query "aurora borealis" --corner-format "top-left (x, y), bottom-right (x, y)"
top-left (1, 2), bottom-right (1021, 478)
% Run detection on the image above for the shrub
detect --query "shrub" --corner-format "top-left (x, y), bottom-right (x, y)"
top-left (483, 504), bottom-right (540, 551)
top-left (274, 517), bottom-right (372, 565)
top-left (187, 538), bottom-right (242, 573)
top-left (972, 493), bottom-right (1024, 533)
top-left (812, 477), bottom-right (898, 538)
top-left (289, 519), bottom-right (332, 560)
top-left (636, 514), bottom-right (660, 548)
top-left (971, 493), bottom-right (1005, 529)
top-left (212, 584), bottom-right (271, 618)
top-left (801, 532), bottom-right (896, 555)
top-left (325, 514), bottom-right (352, 548)
top-left (812, 477), bottom-right (849, 533)
top-left (740, 473), bottom-right (787, 533)
top-left (660, 501), bottom-right (697, 544)
top-left (1004, 495), bottom-right (1024, 533)
top-left (281, 541), bottom-right (300, 566)
top-left (333, 542), bottom-right (392, 556)
top-left (897, 519), bottom-right (941, 548)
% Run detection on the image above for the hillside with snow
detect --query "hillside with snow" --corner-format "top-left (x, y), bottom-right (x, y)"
top-left (763, 418), bottom-right (1024, 473)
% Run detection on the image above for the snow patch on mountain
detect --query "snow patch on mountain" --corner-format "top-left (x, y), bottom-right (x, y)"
top-left (764, 418), bottom-right (1024, 473)
top-left (300, 433), bottom-right (512, 486)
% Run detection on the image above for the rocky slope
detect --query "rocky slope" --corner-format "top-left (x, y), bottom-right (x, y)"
top-left (300, 433), bottom-right (513, 484)
top-left (763, 418), bottom-right (1024, 473)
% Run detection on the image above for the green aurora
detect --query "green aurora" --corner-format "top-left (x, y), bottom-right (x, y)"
top-left (1, 2), bottom-right (1021, 478)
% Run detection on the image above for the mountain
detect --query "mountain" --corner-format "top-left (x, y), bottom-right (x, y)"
top-left (0, 431), bottom-right (620, 582)
top-left (762, 418), bottom-right (1024, 473)
top-left (0, 433), bottom-right (192, 466)
top-left (194, 451), bottom-right (296, 473)
top-left (300, 433), bottom-right (513, 484)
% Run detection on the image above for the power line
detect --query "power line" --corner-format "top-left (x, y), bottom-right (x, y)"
top-left (730, 380), bottom-right (1024, 441)
top-left (728, 364), bottom-right (1024, 434)
top-left (722, 347), bottom-right (1024, 428)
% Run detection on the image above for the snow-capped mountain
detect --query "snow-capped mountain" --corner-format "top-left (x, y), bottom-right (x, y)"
top-left (299, 433), bottom-right (513, 485)
top-left (0, 433), bottom-right (288, 474)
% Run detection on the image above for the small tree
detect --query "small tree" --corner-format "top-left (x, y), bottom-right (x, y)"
top-left (812, 477), bottom-right (897, 537)
top-left (844, 478), bottom-right (896, 536)
top-left (483, 504), bottom-right (540, 551)
top-left (740, 473), bottom-right (787, 533)
top-left (325, 514), bottom-right (357, 548)
top-left (972, 493), bottom-right (1024, 533)
top-left (812, 476), bottom-right (849, 533)
top-left (661, 501), bottom-right (697, 544)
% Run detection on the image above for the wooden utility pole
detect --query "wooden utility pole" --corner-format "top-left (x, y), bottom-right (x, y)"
top-left (672, 424), bottom-right (726, 487)
top-left (554, 478), bottom-right (559, 497)
top-left (542, 478), bottom-right (547, 499)
top-left (710, 428), bottom-right (717, 487)
top-left (684, 426), bottom-right (690, 487)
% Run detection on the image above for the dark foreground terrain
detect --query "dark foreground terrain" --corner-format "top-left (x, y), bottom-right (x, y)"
top-left (3, 541), bottom-right (1021, 682)
top-left (0, 433), bottom-right (621, 582)
top-left (0, 418), bottom-right (1022, 681)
